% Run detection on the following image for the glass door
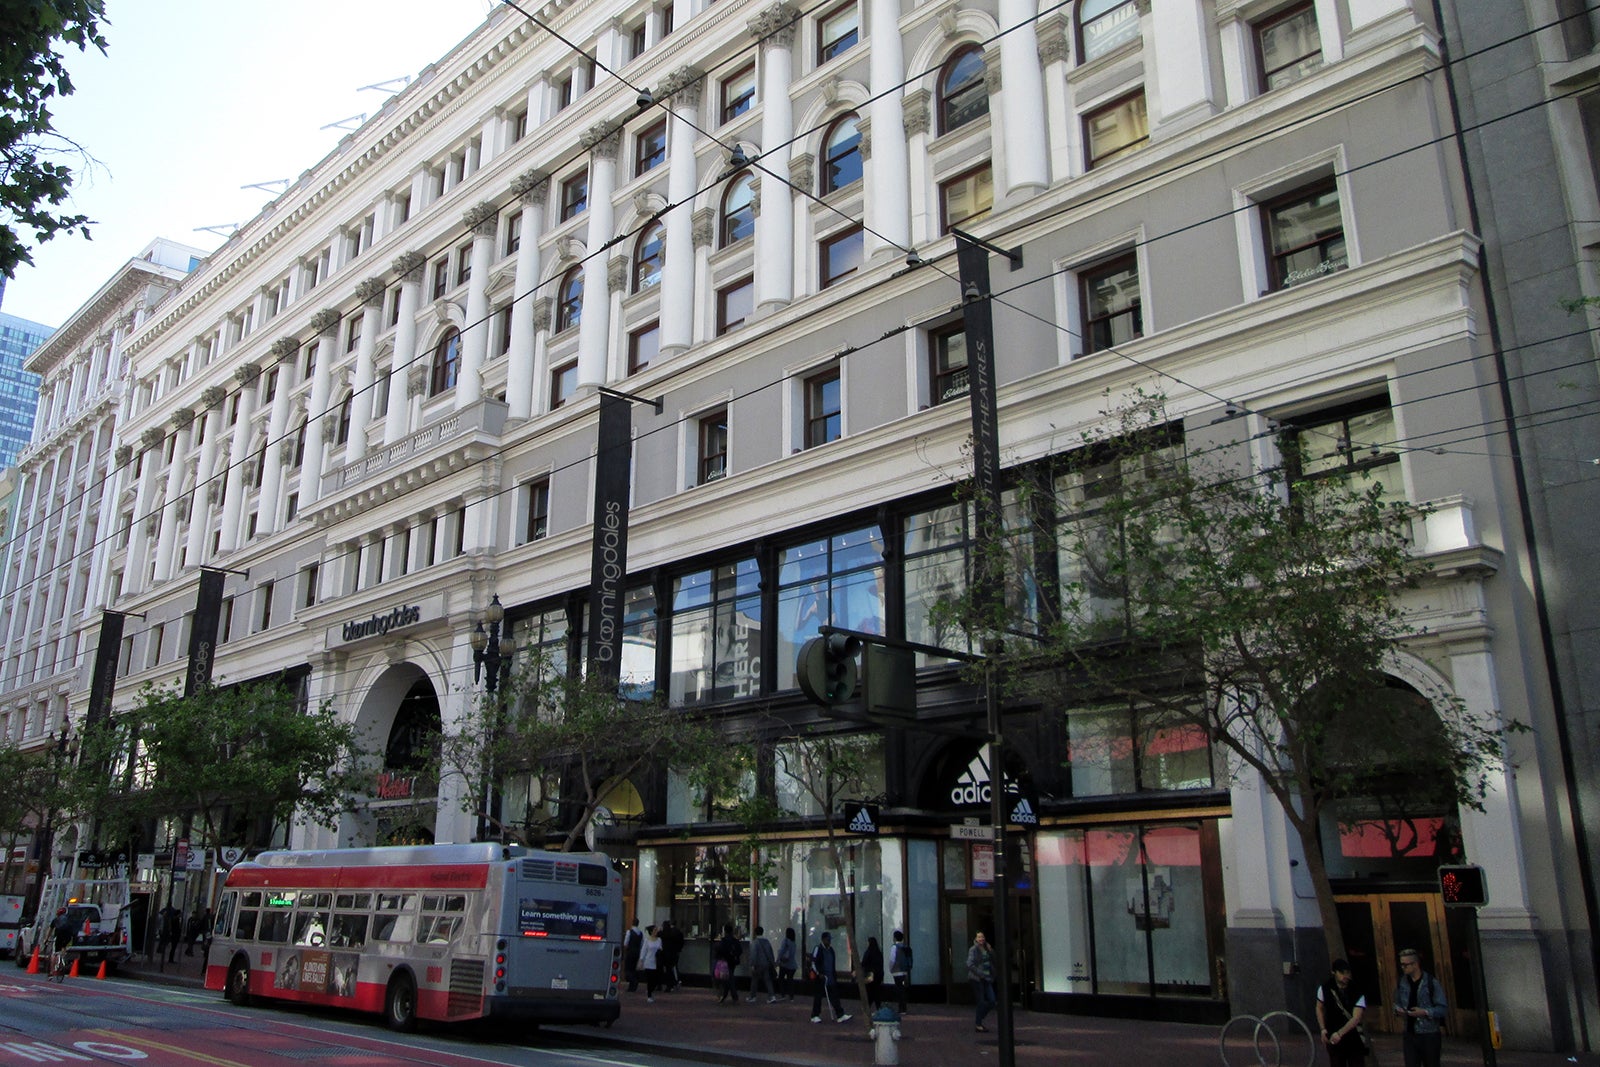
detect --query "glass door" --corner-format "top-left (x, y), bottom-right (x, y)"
top-left (1335, 893), bottom-right (1475, 1036)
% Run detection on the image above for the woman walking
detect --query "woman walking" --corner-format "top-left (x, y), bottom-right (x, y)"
top-left (638, 924), bottom-right (664, 1003)
top-left (967, 931), bottom-right (996, 1033)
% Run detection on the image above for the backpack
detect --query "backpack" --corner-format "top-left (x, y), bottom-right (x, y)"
top-left (892, 943), bottom-right (913, 973)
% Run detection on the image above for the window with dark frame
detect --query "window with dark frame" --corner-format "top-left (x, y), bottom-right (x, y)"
top-left (430, 329), bottom-right (462, 395)
top-left (1078, 0), bottom-right (1140, 62)
top-left (938, 46), bottom-right (988, 134)
top-left (337, 394), bottom-right (352, 445)
top-left (820, 114), bottom-right (863, 193)
top-left (1262, 179), bottom-right (1346, 290)
top-left (524, 478), bottom-right (551, 542)
top-left (1084, 91), bottom-right (1148, 169)
top-left (1280, 395), bottom-right (1401, 502)
top-left (495, 305), bottom-right (514, 357)
top-left (636, 119), bottom-right (668, 176)
top-left (804, 368), bottom-right (842, 448)
top-left (721, 174), bottom-right (756, 245)
top-left (820, 225), bottom-right (864, 288)
top-left (505, 210), bottom-right (522, 257)
top-left (629, 321), bottom-right (660, 373)
top-left (698, 408), bottom-right (729, 483)
top-left (628, 21), bottom-right (648, 60)
top-left (550, 360), bottom-right (578, 409)
top-left (1080, 253), bottom-right (1143, 353)
top-left (717, 276), bottom-right (754, 334)
top-left (431, 258), bottom-right (449, 299)
top-left (1254, 3), bottom-right (1323, 92)
top-left (557, 267), bottom-right (584, 332)
top-left (817, 2), bottom-right (859, 65)
top-left (721, 64), bottom-right (756, 123)
top-left (560, 170), bottom-right (589, 221)
top-left (301, 563), bottom-right (319, 609)
top-left (634, 222), bottom-right (666, 291)
top-left (930, 322), bottom-right (969, 404)
top-left (940, 165), bottom-right (993, 233)
top-left (456, 241), bottom-right (473, 287)
top-left (511, 109), bottom-right (529, 143)
top-left (557, 74), bottom-right (575, 111)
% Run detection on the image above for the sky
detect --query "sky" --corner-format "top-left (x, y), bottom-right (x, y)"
top-left (3, 1), bottom-right (496, 330)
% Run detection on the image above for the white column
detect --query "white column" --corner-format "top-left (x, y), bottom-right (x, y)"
top-left (124, 429), bottom-right (164, 594)
top-left (998, 0), bottom-right (1049, 194)
top-left (456, 205), bottom-right (499, 409)
top-left (1147, 0), bottom-right (1217, 129)
top-left (89, 446), bottom-right (128, 608)
top-left (218, 365), bottom-right (262, 553)
top-left (153, 412), bottom-right (195, 582)
top-left (185, 396), bottom-right (224, 568)
top-left (752, 9), bottom-right (796, 313)
top-left (300, 310), bottom-right (340, 504)
top-left (903, 90), bottom-right (933, 245)
top-left (506, 171), bottom-right (549, 419)
top-left (386, 255), bottom-right (425, 443)
top-left (1038, 18), bottom-right (1075, 183)
top-left (1448, 650), bottom-right (1535, 919)
top-left (345, 279), bottom-right (387, 461)
top-left (691, 209), bottom-right (714, 343)
top-left (661, 70), bottom-right (702, 358)
top-left (254, 343), bottom-right (297, 536)
top-left (866, 0), bottom-right (909, 257)
top-left (1313, 0), bottom-right (1346, 63)
top-left (62, 420), bottom-right (106, 621)
top-left (577, 126), bottom-right (621, 390)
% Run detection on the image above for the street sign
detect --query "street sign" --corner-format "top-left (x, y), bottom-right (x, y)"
top-left (844, 802), bottom-right (880, 835)
top-left (950, 823), bottom-right (995, 841)
top-left (1439, 864), bottom-right (1488, 907)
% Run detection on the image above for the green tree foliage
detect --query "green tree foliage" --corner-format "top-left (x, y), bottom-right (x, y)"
top-left (0, 738), bottom-right (75, 891)
top-left (74, 679), bottom-right (367, 853)
top-left (440, 652), bottom-right (733, 852)
top-left (949, 392), bottom-right (1510, 959)
top-left (0, 0), bottom-right (106, 277)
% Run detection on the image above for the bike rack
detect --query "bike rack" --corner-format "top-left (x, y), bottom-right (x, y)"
top-left (1219, 1010), bottom-right (1316, 1067)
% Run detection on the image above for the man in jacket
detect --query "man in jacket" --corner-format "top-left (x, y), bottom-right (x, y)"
top-left (746, 925), bottom-right (777, 1002)
top-left (809, 931), bottom-right (852, 1023)
top-left (623, 918), bottom-right (643, 992)
top-left (1392, 948), bottom-right (1447, 1067)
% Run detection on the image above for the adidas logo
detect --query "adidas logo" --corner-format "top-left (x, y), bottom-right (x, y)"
top-left (950, 753), bottom-right (992, 805)
top-left (1009, 798), bottom-right (1038, 826)
top-left (847, 806), bottom-right (878, 834)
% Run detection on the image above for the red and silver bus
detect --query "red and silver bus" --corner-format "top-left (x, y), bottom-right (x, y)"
top-left (205, 843), bottom-right (623, 1031)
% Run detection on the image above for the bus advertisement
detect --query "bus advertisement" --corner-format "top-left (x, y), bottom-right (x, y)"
top-left (204, 843), bottom-right (623, 1030)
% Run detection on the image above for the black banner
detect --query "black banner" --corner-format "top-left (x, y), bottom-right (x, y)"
top-left (185, 567), bottom-right (226, 695)
top-left (955, 233), bottom-right (1005, 616)
top-left (86, 610), bottom-right (124, 726)
top-left (585, 393), bottom-right (632, 681)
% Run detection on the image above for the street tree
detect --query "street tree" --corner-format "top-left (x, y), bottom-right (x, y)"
top-left (0, 738), bottom-right (75, 892)
top-left (440, 652), bottom-right (733, 852)
top-left (942, 391), bottom-right (1511, 960)
top-left (75, 678), bottom-right (368, 856)
top-left (0, 0), bottom-right (106, 277)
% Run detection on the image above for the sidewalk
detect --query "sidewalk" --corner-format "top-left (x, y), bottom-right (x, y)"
top-left (114, 957), bottom-right (1598, 1067)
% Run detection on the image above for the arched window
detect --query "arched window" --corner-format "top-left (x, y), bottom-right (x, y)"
top-left (1078, 0), bottom-right (1140, 63)
top-left (634, 221), bottom-right (665, 292)
top-left (556, 267), bottom-right (584, 333)
top-left (938, 47), bottom-right (988, 134)
top-left (820, 114), bottom-right (862, 195)
top-left (430, 329), bottom-right (461, 396)
top-left (721, 174), bottom-right (755, 246)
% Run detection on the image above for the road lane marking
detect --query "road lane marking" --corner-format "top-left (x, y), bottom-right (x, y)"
top-left (83, 1030), bottom-right (248, 1067)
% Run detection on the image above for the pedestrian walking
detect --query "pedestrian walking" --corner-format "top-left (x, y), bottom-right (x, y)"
top-left (808, 931), bottom-right (851, 1023)
top-left (746, 925), bottom-right (777, 1002)
top-left (1394, 947), bottom-right (1448, 1067)
top-left (714, 923), bottom-right (743, 1005)
top-left (157, 903), bottom-right (182, 965)
top-left (638, 924), bottom-right (664, 1002)
top-left (968, 931), bottom-right (997, 1032)
top-left (183, 910), bottom-right (203, 957)
top-left (1317, 957), bottom-right (1369, 1066)
top-left (776, 927), bottom-right (799, 1000)
top-left (660, 919), bottom-right (684, 991)
top-left (861, 936), bottom-right (885, 1011)
top-left (889, 930), bottom-right (913, 1014)
top-left (623, 917), bottom-right (644, 992)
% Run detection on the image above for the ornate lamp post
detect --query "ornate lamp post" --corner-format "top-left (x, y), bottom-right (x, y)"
top-left (470, 595), bottom-right (516, 842)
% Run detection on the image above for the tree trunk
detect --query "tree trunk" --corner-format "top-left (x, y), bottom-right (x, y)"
top-left (822, 831), bottom-right (873, 1025)
top-left (1288, 807), bottom-right (1347, 962)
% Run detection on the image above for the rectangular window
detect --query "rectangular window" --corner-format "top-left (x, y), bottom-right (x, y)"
top-left (1262, 179), bottom-right (1346, 290)
top-left (396, 191), bottom-right (412, 225)
top-left (804, 369), bottom-right (842, 448)
top-left (524, 478), bottom-right (550, 542)
top-left (776, 525), bottom-right (884, 689)
top-left (1080, 0), bottom-right (1140, 62)
top-left (456, 241), bottom-right (473, 287)
top-left (496, 305), bottom-right (514, 356)
top-left (560, 170), bottom-right (589, 221)
top-left (301, 563), bottom-right (320, 609)
top-left (258, 580), bottom-right (275, 631)
top-left (1255, 3), bottom-right (1323, 92)
top-left (698, 408), bottom-right (729, 484)
top-left (817, 2), bottom-right (859, 65)
top-left (930, 323), bottom-right (968, 404)
top-left (629, 20), bottom-right (648, 60)
top-left (670, 558), bottom-right (762, 703)
top-left (1281, 396), bottom-right (1402, 503)
top-left (505, 210), bottom-right (522, 257)
top-left (629, 321), bottom-right (660, 373)
top-left (550, 360), bottom-right (578, 409)
top-left (820, 225), bottom-right (864, 289)
top-left (1085, 91), bottom-right (1148, 169)
top-left (717, 276), bottom-right (754, 334)
top-left (1080, 253), bottom-right (1143, 353)
top-left (432, 258), bottom-right (450, 299)
top-left (635, 120), bottom-right (668, 176)
top-left (721, 64), bottom-right (756, 123)
top-left (661, 4), bottom-right (674, 37)
top-left (557, 74), bottom-right (575, 111)
top-left (387, 286), bottom-right (402, 327)
top-left (511, 108), bottom-right (529, 144)
top-left (940, 165), bottom-right (993, 234)
top-left (285, 492), bottom-right (299, 522)
top-left (345, 316), bottom-right (362, 354)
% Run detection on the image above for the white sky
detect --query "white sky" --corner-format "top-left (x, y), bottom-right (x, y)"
top-left (4, 1), bottom-right (495, 330)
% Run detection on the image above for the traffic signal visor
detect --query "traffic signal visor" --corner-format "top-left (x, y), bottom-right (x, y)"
top-left (797, 633), bottom-right (862, 706)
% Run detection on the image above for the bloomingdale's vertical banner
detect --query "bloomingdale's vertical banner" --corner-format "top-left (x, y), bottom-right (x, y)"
top-left (184, 567), bottom-right (226, 695)
top-left (586, 394), bottom-right (633, 682)
top-left (85, 610), bottom-right (125, 726)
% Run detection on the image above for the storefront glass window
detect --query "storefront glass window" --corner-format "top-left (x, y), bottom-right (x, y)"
top-left (777, 525), bottom-right (886, 689)
top-left (669, 559), bottom-right (763, 704)
top-left (774, 735), bottom-right (885, 817)
top-left (620, 583), bottom-right (657, 698)
top-left (1066, 705), bottom-right (1213, 796)
top-left (518, 603), bottom-right (573, 679)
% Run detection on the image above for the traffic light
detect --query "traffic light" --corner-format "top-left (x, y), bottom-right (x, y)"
top-left (797, 633), bottom-right (862, 706)
top-left (1439, 864), bottom-right (1488, 907)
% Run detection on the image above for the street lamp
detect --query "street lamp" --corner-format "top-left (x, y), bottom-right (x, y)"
top-left (470, 595), bottom-right (516, 843)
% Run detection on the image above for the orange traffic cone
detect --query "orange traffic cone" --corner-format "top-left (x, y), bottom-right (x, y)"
top-left (82, 919), bottom-right (92, 936)
top-left (68, 957), bottom-right (79, 978)
top-left (26, 944), bottom-right (39, 973)
top-left (95, 959), bottom-right (107, 980)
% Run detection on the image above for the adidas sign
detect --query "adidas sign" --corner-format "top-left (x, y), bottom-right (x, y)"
top-left (950, 753), bottom-right (993, 806)
top-left (847, 806), bottom-right (878, 834)
top-left (1009, 798), bottom-right (1038, 826)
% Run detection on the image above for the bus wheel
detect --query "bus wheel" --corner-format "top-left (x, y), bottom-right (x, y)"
top-left (384, 973), bottom-right (418, 1033)
top-left (225, 959), bottom-right (251, 1006)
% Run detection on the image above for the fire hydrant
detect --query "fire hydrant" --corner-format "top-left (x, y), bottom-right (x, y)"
top-left (869, 1006), bottom-right (901, 1065)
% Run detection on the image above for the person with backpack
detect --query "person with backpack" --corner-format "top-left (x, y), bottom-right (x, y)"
top-left (714, 923), bottom-right (743, 1005)
top-left (889, 929), bottom-right (913, 1014)
top-left (1317, 957), bottom-right (1368, 1066)
top-left (808, 931), bottom-right (851, 1023)
top-left (1393, 947), bottom-right (1448, 1067)
top-left (660, 919), bottom-right (684, 991)
top-left (776, 927), bottom-right (800, 1000)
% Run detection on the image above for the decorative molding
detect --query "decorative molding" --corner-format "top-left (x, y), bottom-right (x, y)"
top-left (321, 418), bottom-right (340, 443)
top-left (355, 277), bottom-right (387, 305)
top-left (660, 65), bottom-right (705, 107)
top-left (234, 361), bottom-right (262, 386)
top-left (581, 121), bottom-right (624, 158)
top-left (310, 308), bottom-right (342, 335)
top-left (608, 256), bottom-right (628, 293)
top-left (748, 2), bottom-right (800, 45)
top-left (140, 427), bottom-right (164, 452)
top-left (693, 208), bottom-right (715, 248)
top-left (903, 90), bottom-right (932, 137)
top-left (463, 200), bottom-right (499, 235)
top-left (170, 407), bottom-right (196, 432)
top-left (392, 250), bottom-right (427, 280)
top-left (200, 385), bottom-right (227, 409)
top-left (267, 336), bottom-right (300, 361)
top-left (532, 298), bottom-right (552, 332)
top-left (114, 445), bottom-right (133, 468)
top-left (984, 47), bottom-right (1003, 93)
top-left (1037, 15), bottom-right (1070, 64)
top-left (510, 167), bottom-right (551, 204)
top-left (788, 155), bottom-right (814, 191)
top-left (407, 365), bottom-right (429, 398)
top-left (857, 116), bottom-right (872, 163)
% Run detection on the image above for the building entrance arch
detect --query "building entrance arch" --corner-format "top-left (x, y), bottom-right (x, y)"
top-left (344, 663), bottom-right (442, 847)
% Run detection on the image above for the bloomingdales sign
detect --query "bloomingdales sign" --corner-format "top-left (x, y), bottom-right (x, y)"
top-left (342, 604), bottom-right (422, 642)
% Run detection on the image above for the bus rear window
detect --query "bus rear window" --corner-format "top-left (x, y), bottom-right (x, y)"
top-left (578, 864), bottom-right (608, 887)
top-left (518, 898), bottom-right (609, 940)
